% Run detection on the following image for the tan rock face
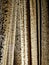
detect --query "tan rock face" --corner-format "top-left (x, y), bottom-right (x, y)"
top-left (0, 0), bottom-right (10, 65)
top-left (30, 0), bottom-right (37, 65)
top-left (41, 0), bottom-right (49, 65)
top-left (0, 0), bottom-right (49, 65)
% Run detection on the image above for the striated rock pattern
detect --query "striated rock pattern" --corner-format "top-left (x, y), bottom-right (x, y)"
top-left (41, 0), bottom-right (49, 65)
top-left (0, 0), bottom-right (49, 65)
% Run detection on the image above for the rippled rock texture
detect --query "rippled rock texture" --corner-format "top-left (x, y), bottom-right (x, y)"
top-left (0, 0), bottom-right (49, 65)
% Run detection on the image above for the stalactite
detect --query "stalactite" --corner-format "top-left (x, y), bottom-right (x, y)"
top-left (7, 0), bottom-right (16, 65)
top-left (19, 0), bottom-right (25, 65)
top-left (24, 0), bottom-right (31, 65)
top-left (14, 0), bottom-right (21, 65)
top-left (30, 0), bottom-right (38, 65)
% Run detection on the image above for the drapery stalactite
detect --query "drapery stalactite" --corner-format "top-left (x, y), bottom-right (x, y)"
top-left (0, 0), bottom-right (49, 65)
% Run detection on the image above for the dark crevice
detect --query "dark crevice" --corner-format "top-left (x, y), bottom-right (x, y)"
top-left (39, 0), bottom-right (42, 65)
top-left (36, 0), bottom-right (39, 65)
top-left (26, 0), bottom-right (32, 65)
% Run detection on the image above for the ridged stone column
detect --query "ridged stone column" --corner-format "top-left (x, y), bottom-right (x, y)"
top-left (30, 0), bottom-right (38, 65)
